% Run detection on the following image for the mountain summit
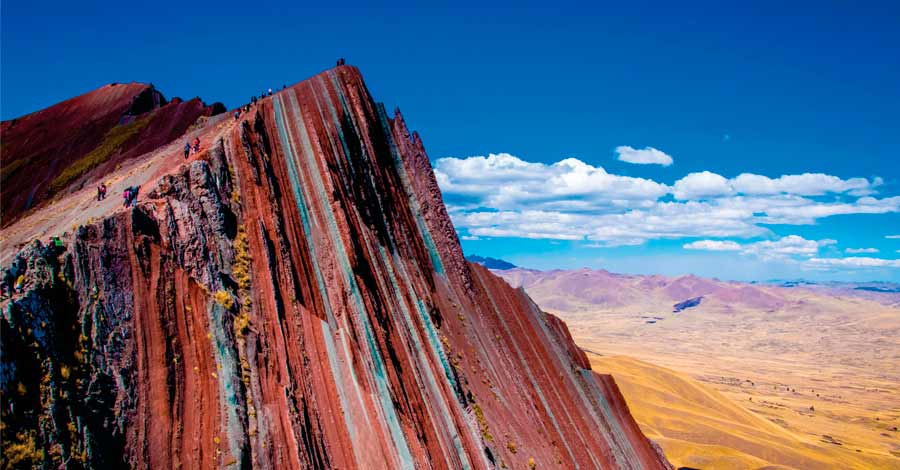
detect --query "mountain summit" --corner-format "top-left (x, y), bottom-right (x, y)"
top-left (0, 66), bottom-right (670, 469)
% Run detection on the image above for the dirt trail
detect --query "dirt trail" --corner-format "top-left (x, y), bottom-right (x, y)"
top-left (0, 113), bottom-right (238, 263)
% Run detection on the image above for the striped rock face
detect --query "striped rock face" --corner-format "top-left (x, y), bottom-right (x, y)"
top-left (0, 66), bottom-right (671, 469)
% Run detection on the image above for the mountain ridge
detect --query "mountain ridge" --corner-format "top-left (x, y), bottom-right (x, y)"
top-left (0, 66), bottom-right (670, 469)
top-left (496, 266), bottom-right (900, 309)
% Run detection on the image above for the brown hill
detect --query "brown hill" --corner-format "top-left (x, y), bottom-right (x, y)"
top-left (591, 355), bottom-right (900, 470)
top-left (0, 81), bottom-right (224, 226)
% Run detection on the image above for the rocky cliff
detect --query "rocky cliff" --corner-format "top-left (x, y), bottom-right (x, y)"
top-left (0, 66), bottom-right (671, 469)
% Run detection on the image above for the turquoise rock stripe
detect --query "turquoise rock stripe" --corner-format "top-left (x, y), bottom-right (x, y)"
top-left (523, 300), bottom-right (636, 466)
top-left (271, 93), bottom-right (363, 462)
top-left (376, 244), bottom-right (474, 469)
top-left (479, 281), bottom-right (581, 468)
top-left (374, 103), bottom-right (446, 276)
top-left (206, 302), bottom-right (246, 465)
top-left (278, 87), bottom-right (415, 470)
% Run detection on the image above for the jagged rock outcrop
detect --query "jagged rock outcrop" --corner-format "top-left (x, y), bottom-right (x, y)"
top-left (1, 66), bottom-right (671, 469)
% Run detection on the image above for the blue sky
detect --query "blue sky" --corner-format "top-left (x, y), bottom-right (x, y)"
top-left (3, 1), bottom-right (899, 280)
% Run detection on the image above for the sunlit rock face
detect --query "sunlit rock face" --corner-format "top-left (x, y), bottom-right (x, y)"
top-left (1, 66), bottom-right (671, 469)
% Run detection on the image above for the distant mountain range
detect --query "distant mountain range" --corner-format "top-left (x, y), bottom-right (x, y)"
top-left (767, 279), bottom-right (900, 303)
top-left (494, 267), bottom-right (900, 313)
top-left (465, 254), bottom-right (517, 270)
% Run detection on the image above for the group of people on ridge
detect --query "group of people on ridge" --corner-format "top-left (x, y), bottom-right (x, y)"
top-left (242, 85), bottom-right (285, 114)
top-left (122, 186), bottom-right (140, 208)
top-left (183, 137), bottom-right (201, 159)
top-left (90, 67), bottom-right (334, 217)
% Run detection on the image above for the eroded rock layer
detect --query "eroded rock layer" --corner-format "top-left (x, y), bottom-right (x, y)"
top-left (1, 66), bottom-right (670, 469)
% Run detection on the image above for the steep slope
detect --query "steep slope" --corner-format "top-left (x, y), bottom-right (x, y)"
top-left (0, 66), bottom-right (670, 469)
top-left (590, 355), bottom-right (900, 470)
top-left (495, 267), bottom-right (900, 468)
top-left (0, 82), bottom-right (224, 226)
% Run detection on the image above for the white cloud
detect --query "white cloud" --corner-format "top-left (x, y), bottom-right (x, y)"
top-left (615, 146), bottom-right (673, 166)
top-left (845, 248), bottom-right (879, 254)
top-left (454, 204), bottom-right (768, 247)
top-left (435, 153), bottom-right (668, 212)
top-left (756, 195), bottom-right (900, 225)
top-left (682, 235), bottom-right (837, 260)
top-left (807, 257), bottom-right (900, 268)
top-left (683, 240), bottom-right (742, 251)
top-left (740, 235), bottom-right (835, 260)
top-left (434, 153), bottom-right (897, 249)
top-left (887, 235), bottom-right (900, 239)
top-left (672, 171), bottom-right (882, 201)
top-left (732, 173), bottom-right (877, 196)
top-left (673, 171), bottom-right (734, 200)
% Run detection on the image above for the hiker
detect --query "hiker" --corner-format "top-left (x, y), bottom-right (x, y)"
top-left (184, 141), bottom-right (191, 159)
top-left (192, 137), bottom-right (201, 153)
top-left (14, 274), bottom-right (25, 294)
top-left (97, 183), bottom-right (107, 201)
top-left (268, 88), bottom-right (273, 96)
top-left (282, 84), bottom-right (286, 90)
top-left (234, 110), bottom-right (240, 120)
top-left (336, 58), bottom-right (345, 66)
top-left (123, 186), bottom-right (139, 208)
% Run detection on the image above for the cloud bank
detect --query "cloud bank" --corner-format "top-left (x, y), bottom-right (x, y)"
top-left (845, 248), bottom-right (879, 254)
top-left (435, 152), bottom-right (899, 270)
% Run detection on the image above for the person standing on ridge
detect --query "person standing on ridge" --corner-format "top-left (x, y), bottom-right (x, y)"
top-left (97, 182), bottom-right (107, 201)
top-left (268, 88), bottom-right (273, 96)
top-left (123, 186), bottom-right (139, 208)
top-left (184, 141), bottom-right (191, 159)
top-left (192, 137), bottom-right (201, 154)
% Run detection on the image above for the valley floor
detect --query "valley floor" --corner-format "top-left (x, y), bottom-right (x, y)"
top-left (556, 300), bottom-right (900, 469)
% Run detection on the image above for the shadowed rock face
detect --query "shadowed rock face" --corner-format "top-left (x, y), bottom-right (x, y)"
top-left (0, 66), bottom-right (671, 469)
